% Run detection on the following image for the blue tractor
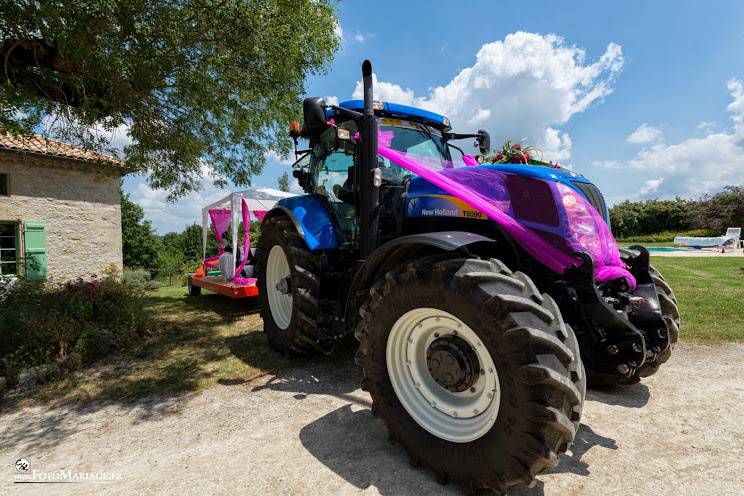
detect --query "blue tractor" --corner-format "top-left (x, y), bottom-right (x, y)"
top-left (255, 61), bottom-right (679, 495)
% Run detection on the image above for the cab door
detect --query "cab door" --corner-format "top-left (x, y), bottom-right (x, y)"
top-left (309, 126), bottom-right (358, 245)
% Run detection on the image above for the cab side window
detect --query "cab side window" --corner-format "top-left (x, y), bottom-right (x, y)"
top-left (312, 128), bottom-right (355, 204)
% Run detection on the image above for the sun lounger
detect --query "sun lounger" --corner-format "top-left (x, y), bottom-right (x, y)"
top-left (674, 227), bottom-right (741, 252)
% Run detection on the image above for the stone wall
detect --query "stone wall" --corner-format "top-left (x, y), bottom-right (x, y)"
top-left (0, 152), bottom-right (123, 282)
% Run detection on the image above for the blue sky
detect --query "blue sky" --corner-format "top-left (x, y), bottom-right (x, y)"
top-left (124, 0), bottom-right (744, 233)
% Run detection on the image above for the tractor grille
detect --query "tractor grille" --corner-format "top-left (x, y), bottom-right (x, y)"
top-left (572, 181), bottom-right (608, 219)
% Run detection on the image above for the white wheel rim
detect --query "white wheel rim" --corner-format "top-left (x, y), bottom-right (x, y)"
top-left (386, 308), bottom-right (500, 443)
top-left (266, 245), bottom-right (292, 329)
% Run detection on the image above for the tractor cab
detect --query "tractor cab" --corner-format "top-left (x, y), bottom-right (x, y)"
top-left (290, 99), bottom-right (485, 246)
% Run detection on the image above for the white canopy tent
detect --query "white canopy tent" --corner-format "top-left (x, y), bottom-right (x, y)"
top-left (201, 187), bottom-right (297, 276)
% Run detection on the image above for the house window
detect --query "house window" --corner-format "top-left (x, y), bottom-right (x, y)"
top-left (0, 174), bottom-right (8, 196)
top-left (0, 223), bottom-right (19, 276)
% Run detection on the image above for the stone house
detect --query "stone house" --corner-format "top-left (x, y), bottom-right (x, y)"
top-left (0, 134), bottom-right (127, 282)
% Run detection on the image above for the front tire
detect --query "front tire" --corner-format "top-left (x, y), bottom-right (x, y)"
top-left (635, 265), bottom-right (681, 377)
top-left (355, 256), bottom-right (585, 494)
top-left (255, 215), bottom-right (325, 355)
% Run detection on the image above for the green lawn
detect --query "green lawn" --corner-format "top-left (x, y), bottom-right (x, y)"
top-left (652, 257), bottom-right (744, 341)
top-left (26, 286), bottom-right (352, 407)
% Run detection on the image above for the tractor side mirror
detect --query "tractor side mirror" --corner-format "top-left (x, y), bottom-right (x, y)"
top-left (302, 97), bottom-right (327, 137)
top-left (476, 129), bottom-right (491, 155)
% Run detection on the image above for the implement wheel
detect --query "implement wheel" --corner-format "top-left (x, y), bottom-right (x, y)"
top-left (187, 277), bottom-right (201, 296)
top-left (355, 255), bottom-right (585, 494)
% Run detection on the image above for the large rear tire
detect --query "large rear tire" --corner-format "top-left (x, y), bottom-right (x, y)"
top-left (255, 215), bottom-right (326, 355)
top-left (355, 255), bottom-right (585, 495)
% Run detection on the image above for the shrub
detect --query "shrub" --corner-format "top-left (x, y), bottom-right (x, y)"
top-left (0, 277), bottom-right (152, 388)
top-left (610, 198), bottom-right (695, 239)
top-left (123, 269), bottom-right (160, 291)
top-left (689, 186), bottom-right (744, 234)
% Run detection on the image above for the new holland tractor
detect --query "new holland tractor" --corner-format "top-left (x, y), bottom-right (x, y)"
top-left (255, 60), bottom-right (679, 494)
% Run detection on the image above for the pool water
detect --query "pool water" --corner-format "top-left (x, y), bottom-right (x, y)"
top-left (646, 247), bottom-right (680, 252)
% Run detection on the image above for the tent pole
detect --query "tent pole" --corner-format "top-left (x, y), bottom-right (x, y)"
top-left (202, 209), bottom-right (208, 260)
top-left (232, 193), bottom-right (239, 278)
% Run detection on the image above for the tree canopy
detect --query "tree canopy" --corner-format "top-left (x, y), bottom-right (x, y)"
top-left (1, 0), bottom-right (339, 197)
top-left (277, 171), bottom-right (290, 192)
top-left (120, 188), bottom-right (161, 269)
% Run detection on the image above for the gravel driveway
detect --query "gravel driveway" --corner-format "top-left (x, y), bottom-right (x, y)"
top-left (3, 342), bottom-right (743, 495)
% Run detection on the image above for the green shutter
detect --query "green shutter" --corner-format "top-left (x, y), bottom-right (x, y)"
top-left (24, 221), bottom-right (47, 281)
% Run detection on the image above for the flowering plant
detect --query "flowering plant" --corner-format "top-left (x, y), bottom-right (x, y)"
top-left (482, 141), bottom-right (562, 168)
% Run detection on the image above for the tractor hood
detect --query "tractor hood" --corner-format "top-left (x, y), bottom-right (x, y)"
top-left (376, 141), bottom-right (633, 288)
top-left (407, 163), bottom-right (609, 223)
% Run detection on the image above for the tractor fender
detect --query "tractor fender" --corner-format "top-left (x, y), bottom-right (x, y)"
top-left (262, 195), bottom-right (339, 251)
top-left (344, 231), bottom-right (496, 333)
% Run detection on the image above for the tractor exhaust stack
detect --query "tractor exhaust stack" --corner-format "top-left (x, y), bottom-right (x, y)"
top-left (358, 59), bottom-right (379, 258)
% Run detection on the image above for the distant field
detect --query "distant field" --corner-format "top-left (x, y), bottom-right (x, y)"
top-left (652, 257), bottom-right (744, 341)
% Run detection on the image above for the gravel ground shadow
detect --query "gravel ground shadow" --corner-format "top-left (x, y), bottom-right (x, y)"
top-left (256, 358), bottom-right (625, 495)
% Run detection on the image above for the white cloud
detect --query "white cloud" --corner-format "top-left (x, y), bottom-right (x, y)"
top-left (289, 178), bottom-right (304, 194)
top-left (639, 178), bottom-right (663, 196)
top-left (325, 95), bottom-right (339, 106)
top-left (129, 178), bottom-right (229, 233)
top-left (727, 78), bottom-right (744, 136)
top-left (697, 121), bottom-right (718, 135)
top-left (353, 73), bottom-right (417, 106)
top-left (39, 114), bottom-right (133, 155)
top-left (592, 159), bottom-right (623, 169)
top-left (266, 150), bottom-right (295, 166)
top-left (602, 79), bottom-right (744, 199)
top-left (128, 153), bottom-right (298, 232)
top-left (333, 22), bottom-right (343, 41)
top-left (626, 123), bottom-right (661, 144)
top-left (353, 31), bottom-right (366, 43)
top-left (351, 32), bottom-right (623, 162)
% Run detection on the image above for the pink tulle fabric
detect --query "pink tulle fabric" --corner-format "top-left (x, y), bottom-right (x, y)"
top-left (375, 131), bottom-right (635, 288)
top-left (209, 209), bottom-right (232, 255)
top-left (206, 202), bottom-right (257, 286)
top-left (233, 198), bottom-right (255, 285)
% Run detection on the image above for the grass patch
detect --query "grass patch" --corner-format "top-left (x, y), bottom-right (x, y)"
top-left (652, 257), bottom-right (744, 341)
top-left (11, 257), bottom-right (743, 407)
top-left (16, 286), bottom-right (351, 407)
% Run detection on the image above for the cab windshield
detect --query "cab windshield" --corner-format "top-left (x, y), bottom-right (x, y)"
top-left (379, 119), bottom-right (451, 162)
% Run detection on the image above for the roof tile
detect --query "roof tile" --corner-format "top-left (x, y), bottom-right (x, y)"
top-left (0, 133), bottom-right (124, 167)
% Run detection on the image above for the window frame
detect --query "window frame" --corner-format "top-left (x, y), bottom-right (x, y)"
top-left (0, 221), bottom-right (20, 277)
top-left (0, 173), bottom-right (9, 196)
